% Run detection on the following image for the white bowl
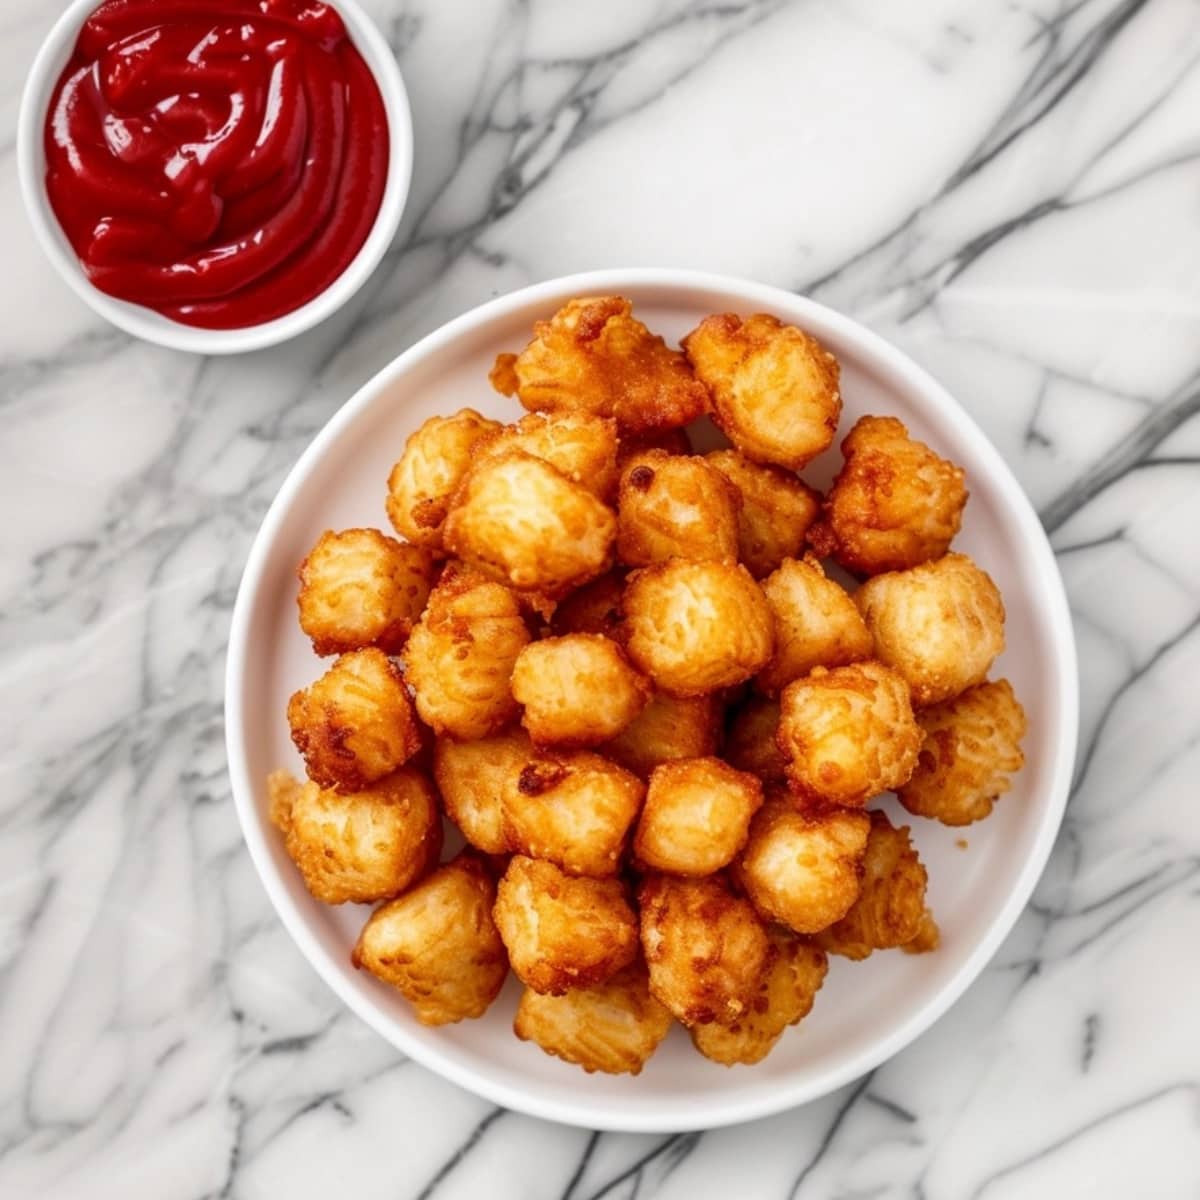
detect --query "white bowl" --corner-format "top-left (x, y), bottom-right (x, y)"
top-left (17, 0), bottom-right (412, 356)
top-left (225, 269), bottom-right (1078, 1131)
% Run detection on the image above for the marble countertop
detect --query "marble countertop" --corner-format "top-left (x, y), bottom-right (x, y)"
top-left (4, 0), bottom-right (1199, 1196)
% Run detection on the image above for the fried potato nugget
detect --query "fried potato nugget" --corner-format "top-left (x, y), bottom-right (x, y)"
top-left (724, 697), bottom-right (788, 784)
top-left (815, 811), bottom-right (932, 959)
top-left (443, 450), bottom-right (616, 594)
top-left (510, 634), bottom-right (651, 747)
top-left (491, 296), bottom-right (709, 434)
top-left (297, 528), bottom-right (436, 657)
top-left (810, 416), bottom-right (967, 575)
top-left (549, 569), bottom-right (627, 640)
top-left (691, 931), bottom-right (828, 1066)
top-left (616, 450), bottom-right (741, 567)
top-left (639, 873), bottom-right (771, 1027)
top-left (603, 692), bottom-right (722, 778)
top-left (855, 553), bottom-right (1006, 707)
top-left (734, 798), bottom-right (870, 934)
top-left (624, 560), bottom-right (774, 697)
top-left (433, 728), bottom-right (533, 854)
top-left (755, 555), bottom-right (874, 696)
top-left (898, 679), bottom-right (1027, 825)
top-left (493, 857), bottom-right (639, 994)
top-left (634, 757), bottom-right (763, 876)
top-left (287, 648), bottom-right (422, 791)
top-left (777, 660), bottom-right (921, 805)
top-left (352, 853), bottom-right (508, 1025)
top-left (502, 750), bottom-right (644, 876)
top-left (479, 411), bottom-right (619, 500)
top-left (403, 564), bottom-right (530, 740)
top-left (268, 768), bottom-right (441, 904)
top-left (682, 313), bottom-right (840, 469)
top-left (705, 450), bottom-right (821, 579)
top-left (514, 962), bottom-right (673, 1076)
top-left (386, 408), bottom-right (502, 548)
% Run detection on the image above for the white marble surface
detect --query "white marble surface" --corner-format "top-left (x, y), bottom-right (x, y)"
top-left (2, 0), bottom-right (1199, 1196)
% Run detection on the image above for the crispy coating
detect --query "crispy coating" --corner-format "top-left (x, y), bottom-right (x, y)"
top-left (898, 679), bottom-right (1027, 825)
top-left (902, 909), bottom-right (941, 954)
top-left (815, 811), bottom-right (931, 959)
top-left (549, 569), bottom-right (627, 640)
top-left (479, 411), bottom-right (620, 501)
top-left (809, 416), bottom-right (967, 575)
top-left (491, 296), bottom-right (709, 434)
top-left (624, 559), bottom-right (774, 697)
top-left (432, 728), bottom-right (532, 854)
top-left (734, 797), bottom-right (871, 933)
top-left (724, 697), bottom-right (788, 784)
top-left (705, 450), bottom-right (821, 578)
top-left (493, 857), bottom-right (639, 994)
top-left (603, 692), bottom-right (722, 778)
top-left (287, 648), bottom-right (422, 791)
top-left (691, 930), bottom-right (828, 1065)
top-left (777, 660), bottom-right (921, 805)
top-left (352, 853), bottom-right (508, 1025)
top-left (502, 749), bottom-right (644, 877)
top-left (386, 408), bottom-right (502, 548)
top-left (639, 873), bottom-right (771, 1027)
top-left (682, 313), bottom-right (840, 469)
top-left (402, 564), bottom-right (531, 740)
top-left (634, 757), bottom-right (763, 876)
top-left (855, 553), bottom-right (1006, 707)
top-left (268, 768), bottom-right (441, 904)
top-left (514, 962), bottom-right (673, 1076)
top-left (297, 528), bottom-right (436, 657)
top-left (755, 555), bottom-right (874, 696)
top-left (616, 426), bottom-right (693, 469)
top-left (616, 450), bottom-right (741, 567)
top-left (443, 450), bottom-right (616, 594)
top-left (510, 634), bottom-right (651, 747)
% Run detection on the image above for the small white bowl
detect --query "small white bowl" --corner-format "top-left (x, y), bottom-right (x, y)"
top-left (225, 270), bottom-right (1078, 1132)
top-left (17, 0), bottom-right (412, 356)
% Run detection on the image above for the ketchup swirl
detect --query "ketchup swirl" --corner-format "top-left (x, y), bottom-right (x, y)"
top-left (45, 0), bottom-right (389, 330)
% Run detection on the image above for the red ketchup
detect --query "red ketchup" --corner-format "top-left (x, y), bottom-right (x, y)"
top-left (44, 0), bottom-right (389, 330)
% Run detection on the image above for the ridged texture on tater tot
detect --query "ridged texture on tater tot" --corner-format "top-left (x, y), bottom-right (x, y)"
top-left (634, 757), bottom-right (763, 876)
top-left (624, 560), bottom-right (774, 697)
top-left (855, 553), bottom-right (1006, 707)
top-left (478, 410), bottom-right (619, 500)
top-left (513, 961), bottom-right (673, 1075)
top-left (682, 313), bottom-right (840, 469)
top-left (639, 873), bottom-right (770, 1026)
top-left (724, 697), bottom-right (787, 784)
top-left (287, 648), bottom-right (422, 791)
top-left (386, 409), bottom-right (502, 548)
top-left (603, 691), bottom-right (723, 778)
top-left (550, 569), bottom-right (627, 640)
top-left (490, 296), bottom-right (709, 434)
top-left (493, 857), bottom-right (639, 994)
top-left (510, 634), bottom-right (651, 747)
top-left (898, 679), bottom-right (1027, 825)
top-left (433, 728), bottom-right (532, 854)
top-left (352, 853), bottom-right (508, 1025)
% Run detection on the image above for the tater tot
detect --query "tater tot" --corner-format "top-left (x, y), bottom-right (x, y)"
top-left (479, 410), bottom-right (620, 500)
top-left (549, 569), bottom-right (627, 640)
top-left (386, 408), bottom-right (502, 548)
top-left (287, 648), bottom-right (422, 791)
top-left (898, 679), bottom-right (1027, 825)
top-left (734, 797), bottom-right (870, 934)
top-left (493, 857), bottom-right (639, 994)
top-left (634, 757), bottom-right (763, 876)
top-left (705, 450), bottom-right (821, 579)
top-left (809, 416), bottom-right (967, 575)
top-left (603, 692), bottom-right (723, 778)
top-left (443, 451), bottom-right (616, 594)
top-left (268, 768), bottom-right (441, 904)
top-left (402, 563), bottom-right (531, 740)
top-left (724, 697), bottom-right (787, 784)
top-left (514, 962), bottom-right (673, 1076)
top-left (510, 634), bottom-right (651, 747)
top-left (352, 853), bottom-right (508, 1025)
top-left (691, 931), bottom-right (828, 1066)
top-left (624, 559), bottom-right (774, 697)
top-left (777, 660), bottom-right (921, 805)
top-left (616, 450), bottom-right (741, 567)
top-left (433, 728), bottom-right (533, 854)
top-left (855, 553), bottom-right (1006, 707)
top-left (297, 528), bottom-right (436, 656)
top-left (682, 313), bottom-right (840, 470)
top-left (639, 873), bottom-right (771, 1027)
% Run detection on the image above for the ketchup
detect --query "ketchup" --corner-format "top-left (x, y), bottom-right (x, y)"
top-left (44, 0), bottom-right (389, 330)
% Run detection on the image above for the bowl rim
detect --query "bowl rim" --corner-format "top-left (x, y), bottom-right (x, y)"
top-left (16, 0), bottom-right (414, 356)
top-left (224, 268), bottom-right (1079, 1131)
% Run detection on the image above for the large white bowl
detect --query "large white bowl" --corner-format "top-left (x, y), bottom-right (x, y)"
top-left (225, 270), bottom-right (1078, 1132)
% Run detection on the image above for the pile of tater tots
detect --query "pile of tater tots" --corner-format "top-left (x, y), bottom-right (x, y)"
top-left (269, 296), bottom-right (1028, 1075)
